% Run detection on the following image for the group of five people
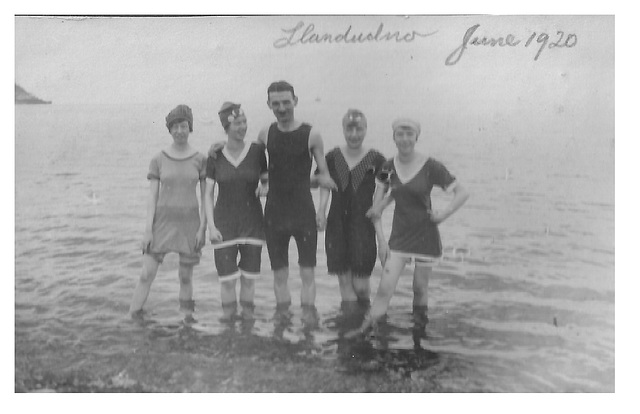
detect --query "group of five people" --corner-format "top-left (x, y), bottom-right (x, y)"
top-left (129, 80), bottom-right (469, 336)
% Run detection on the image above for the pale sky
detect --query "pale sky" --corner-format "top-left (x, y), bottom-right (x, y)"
top-left (14, 15), bottom-right (614, 147)
top-left (15, 17), bottom-right (612, 103)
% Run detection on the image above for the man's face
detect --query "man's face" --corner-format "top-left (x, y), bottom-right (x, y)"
top-left (267, 91), bottom-right (297, 123)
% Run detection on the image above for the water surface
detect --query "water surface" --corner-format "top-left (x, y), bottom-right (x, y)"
top-left (15, 103), bottom-right (614, 392)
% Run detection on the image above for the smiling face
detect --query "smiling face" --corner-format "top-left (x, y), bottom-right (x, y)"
top-left (169, 119), bottom-right (191, 145)
top-left (343, 123), bottom-right (367, 150)
top-left (393, 127), bottom-right (418, 156)
top-left (226, 114), bottom-right (247, 141)
top-left (267, 90), bottom-right (297, 124)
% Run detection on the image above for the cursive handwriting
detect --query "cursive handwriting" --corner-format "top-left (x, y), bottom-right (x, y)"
top-left (445, 24), bottom-right (578, 65)
top-left (274, 21), bottom-right (437, 48)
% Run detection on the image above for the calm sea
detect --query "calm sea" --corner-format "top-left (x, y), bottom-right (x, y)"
top-left (15, 102), bottom-right (614, 392)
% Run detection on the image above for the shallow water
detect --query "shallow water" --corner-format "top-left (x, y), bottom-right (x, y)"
top-left (15, 103), bottom-right (614, 392)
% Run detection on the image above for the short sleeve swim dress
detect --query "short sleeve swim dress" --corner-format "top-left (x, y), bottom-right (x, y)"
top-left (147, 150), bottom-right (207, 256)
top-left (206, 142), bottom-right (267, 247)
top-left (379, 156), bottom-right (456, 261)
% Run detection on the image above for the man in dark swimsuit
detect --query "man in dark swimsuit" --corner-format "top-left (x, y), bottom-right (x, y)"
top-left (257, 81), bottom-right (336, 314)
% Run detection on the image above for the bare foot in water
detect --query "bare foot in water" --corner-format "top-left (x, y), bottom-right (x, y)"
top-left (344, 317), bottom-right (375, 339)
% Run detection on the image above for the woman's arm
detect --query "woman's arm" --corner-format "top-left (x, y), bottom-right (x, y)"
top-left (366, 184), bottom-right (393, 223)
top-left (195, 178), bottom-right (207, 249)
top-left (309, 131), bottom-right (337, 190)
top-left (256, 172), bottom-right (269, 197)
top-left (316, 187), bottom-right (330, 231)
top-left (204, 179), bottom-right (222, 243)
top-left (142, 179), bottom-right (160, 253)
top-left (429, 183), bottom-right (470, 224)
top-left (370, 185), bottom-right (387, 233)
top-left (199, 179), bottom-right (207, 229)
top-left (310, 173), bottom-right (320, 189)
top-left (255, 142), bottom-right (269, 197)
top-left (368, 184), bottom-right (392, 266)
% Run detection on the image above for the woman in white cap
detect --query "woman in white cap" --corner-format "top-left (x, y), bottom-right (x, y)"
top-left (353, 117), bottom-right (469, 335)
top-left (315, 109), bottom-right (386, 312)
top-left (204, 102), bottom-right (268, 320)
top-left (130, 104), bottom-right (207, 317)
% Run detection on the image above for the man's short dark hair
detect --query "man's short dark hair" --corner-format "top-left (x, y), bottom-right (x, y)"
top-left (267, 81), bottom-right (295, 100)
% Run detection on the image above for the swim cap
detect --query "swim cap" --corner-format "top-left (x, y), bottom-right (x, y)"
top-left (218, 102), bottom-right (244, 130)
top-left (165, 104), bottom-right (193, 132)
top-left (392, 118), bottom-right (421, 137)
top-left (342, 109), bottom-right (367, 128)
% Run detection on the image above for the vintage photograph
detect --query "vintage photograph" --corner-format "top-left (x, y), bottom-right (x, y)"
top-left (14, 14), bottom-right (614, 393)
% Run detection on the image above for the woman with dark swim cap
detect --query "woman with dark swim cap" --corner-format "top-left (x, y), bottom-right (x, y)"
top-left (204, 102), bottom-right (268, 320)
top-left (129, 105), bottom-right (207, 318)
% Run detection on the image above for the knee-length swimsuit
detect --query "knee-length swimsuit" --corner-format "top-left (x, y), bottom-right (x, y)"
top-left (324, 147), bottom-right (386, 277)
top-left (377, 156), bottom-right (457, 262)
top-left (263, 122), bottom-right (317, 270)
top-left (206, 142), bottom-right (267, 281)
top-left (147, 150), bottom-right (207, 265)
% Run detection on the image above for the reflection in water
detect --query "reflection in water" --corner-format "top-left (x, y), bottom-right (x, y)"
top-left (327, 300), bottom-right (439, 377)
top-left (136, 300), bottom-right (445, 382)
top-left (220, 301), bottom-right (238, 322)
top-left (131, 299), bottom-right (444, 379)
top-left (273, 304), bottom-right (294, 342)
top-left (179, 299), bottom-right (196, 324)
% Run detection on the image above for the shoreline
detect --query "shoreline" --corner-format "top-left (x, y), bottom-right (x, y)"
top-left (15, 335), bottom-right (492, 393)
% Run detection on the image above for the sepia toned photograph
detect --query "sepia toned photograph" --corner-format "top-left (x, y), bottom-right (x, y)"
top-left (14, 13), bottom-right (615, 395)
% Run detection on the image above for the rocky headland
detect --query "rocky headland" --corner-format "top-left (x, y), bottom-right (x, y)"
top-left (15, 84), bottom-right (51, 104)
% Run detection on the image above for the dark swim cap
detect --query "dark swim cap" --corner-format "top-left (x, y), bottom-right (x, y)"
top-left (165, 104), bottom-right (193, 132)
top-left (218, 102), bottom-right (244, 130)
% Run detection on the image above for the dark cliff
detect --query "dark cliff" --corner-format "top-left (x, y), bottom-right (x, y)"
top-left (15, 84), bottom-right (51, 104)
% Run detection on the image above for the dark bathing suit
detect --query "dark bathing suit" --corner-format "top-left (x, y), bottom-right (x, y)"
top-left (324, 148), bottom-right (386, 277)
top-left (379, 157), bottom-right (456, 262)
top-left (264, 122), bottom-right (317, 270)
top-left (206, 143), bottom-right (267, 282)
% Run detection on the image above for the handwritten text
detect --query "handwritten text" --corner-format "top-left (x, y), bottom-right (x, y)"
top-left (445, 24), bottom-right (578, 65)
top-left (274, 21), bottom-right (437, 48)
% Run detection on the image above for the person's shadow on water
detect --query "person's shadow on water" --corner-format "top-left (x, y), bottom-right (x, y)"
top-left (333, 303), bottom-right (440, 375)
top-left (329, 301), bottom-right (376, 370)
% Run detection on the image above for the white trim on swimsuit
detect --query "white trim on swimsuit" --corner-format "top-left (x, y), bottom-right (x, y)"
top-left (393, 155), bottom-right (428, 184)
top-left (218, 270), bottom-right (241, 282)
top-left (389, 250), bottom-right (442, 267)
top-left (239, 269), bottom-right (261, 279)
top-left (222, 143), bottom-right (252, 168)
top-left (211, 238), bottom-right (265, 250)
